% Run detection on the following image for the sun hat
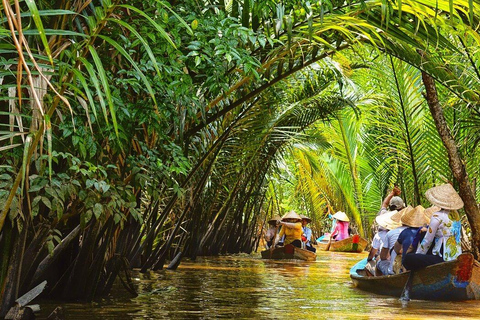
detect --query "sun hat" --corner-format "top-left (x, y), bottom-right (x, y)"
top-left (425, 184), bottom-right (464, 210)
top-left (375, 210), bottom-right (401, 230)
top-left (332, 211), bottom-right (350, 222)
top-left (424, 205), bottom-right (441, 221)
top-left (391, 205), bottom-right (413, 223)
top-left (389, 196), bottom-right (405, 210)
top-left (300, 215), bottom-right (312, 223)
top-left (400, 205), bottom-right (429, 228)
top-left (281, 210), bottom-right (302, 222)
top-left (268, 215), bottom-right (281, 224)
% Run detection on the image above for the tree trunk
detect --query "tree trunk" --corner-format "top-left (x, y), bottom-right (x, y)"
top-left (421, 71), bottom-right (480, 260)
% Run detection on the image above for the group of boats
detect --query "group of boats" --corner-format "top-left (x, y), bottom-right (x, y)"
top-left (261, 235), bottom-right (480, 301)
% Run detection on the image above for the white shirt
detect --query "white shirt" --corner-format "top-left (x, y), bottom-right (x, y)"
top-left (371, 230), bottom-right (388, 251)
top-left (385, 226), bottom-right (407, 274)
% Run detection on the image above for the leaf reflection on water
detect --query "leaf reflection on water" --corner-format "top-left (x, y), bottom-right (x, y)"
top-left (37, 252), bottom-right (480, 319)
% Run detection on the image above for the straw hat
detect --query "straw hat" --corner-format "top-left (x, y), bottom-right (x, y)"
top-left (268, 215), bottom-right (281, 224)
top-left (332, 211), bottom-right (349, 222)
top-left (389, 196), bottom-right (405, 210)
top-left (375, 210), bottom-right (401, 230)
top-left (425, 184), bottom-right (464, 210)
top-left (424, 205), bottom-right (441, 221)
top-left (392, 205), bottom-right (414, 223)
top-left (300, 215), bottom-right (312, 223)
top-left (400, 205), bottom-right (429, 228)
top-left (281, 210), bottom-right (302, 222)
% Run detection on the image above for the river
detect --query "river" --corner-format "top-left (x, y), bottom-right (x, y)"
top-left (37, 251), bottom-right (480, 319)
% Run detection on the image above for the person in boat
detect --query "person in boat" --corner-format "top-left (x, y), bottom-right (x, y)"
top-left (375, 209), bottom-right (405, 275)
top-left (301, 215), bottom-right (316, 253)
top-left (378, 186), bottom-right (405, 217)
top-left (403, 184), bottom-right (463, 271)
top-left (264, 215), bottom-right (281, 249)
top-left (393, 205), bottom-right (436, 269)
top-left (369, 186), bottom-right (405, 259)
top-left (365, 210), bottom-right (399, 274)
top-left (330, 211), bottom-right (350, 241)
top-left (316, 212), bottom-right (336, 244)
top-left (275, 210), bottom-right (303, 248)
top-left (376, 206), bottom-right (413, 275)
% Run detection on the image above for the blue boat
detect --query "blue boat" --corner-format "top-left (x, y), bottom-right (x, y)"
top-left (350, 253), bottom-right (480, 300)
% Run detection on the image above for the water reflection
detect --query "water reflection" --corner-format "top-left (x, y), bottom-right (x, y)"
top-left (37, 251), bottom-right (480, 319)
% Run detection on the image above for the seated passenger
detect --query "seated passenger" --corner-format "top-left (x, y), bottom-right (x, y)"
top-left (394, 205), bottom-right (437, 269)
top-left (331, 211), bottom-right (350, 241)
top-left (403, 184), bottom-right (463, 271)
top-left (366, 210), bottom-right (399, 275)
top-left (300, 215), bottom-right (316, 253)
top-left (264, 215), bottom-right (281, 249)
top-left (375, 208), bottom-right (406, 275)
top-left (275, 210), bottom-right (303, 248)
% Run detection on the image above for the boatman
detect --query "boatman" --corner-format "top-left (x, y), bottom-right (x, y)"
top-left (275, 211), bottom-right (303, 248)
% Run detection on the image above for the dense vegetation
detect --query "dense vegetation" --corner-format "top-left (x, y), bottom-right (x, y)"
top-left (2, 0), bottom-right (480, 315)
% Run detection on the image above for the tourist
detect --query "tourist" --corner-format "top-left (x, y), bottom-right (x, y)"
top-left (365, 210), bottom-right (400, 275)
top-left (330, 211), bottom-right (350, 241)
top-left (264, 215), bottom-right (281, 249)
top-left (394, 205), bottom-right (436, 267)
top-left (275, 210), bottom-right (303, 248)
top-left (375, 208), bottom-right (406, 275)
top-left (378, 185), bottom-right (405, 217)
top-left (403, 184), bottom-right (463, 271)
top-left (301, 215), bottom-right (316, 253)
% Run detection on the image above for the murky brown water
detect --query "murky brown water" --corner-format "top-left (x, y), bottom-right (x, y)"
top-left (36, 251), bottom-right (480, 319)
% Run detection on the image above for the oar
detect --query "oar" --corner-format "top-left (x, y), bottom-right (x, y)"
top-left (400, 271), bottom-right (414, 301)
top-left (269, 225), bottom-right (278, 258)
top-left (325, 236), bottom-right (332, 251)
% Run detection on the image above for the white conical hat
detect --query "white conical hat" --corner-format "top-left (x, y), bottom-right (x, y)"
top-left (332, 211), bottom-right (349, 222)
top-left (425, 184), bottom-right (464, 210)
top-left (281, 210), bottom-right (302, 222)
top-left (375, 210), bottom-right (401, 230)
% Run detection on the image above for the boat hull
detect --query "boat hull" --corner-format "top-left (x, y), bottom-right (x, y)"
top-left (317, 236), bottom-right (368, 252)
top-left (261, 244), bottom-right (316, 261)
top-left (350, 253), bottom-right (480, 300)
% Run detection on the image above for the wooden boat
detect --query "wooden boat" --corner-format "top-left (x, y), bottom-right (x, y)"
top-left (350, 253), bottom-right (480, 300)
top-left (317, 235), bottom-right (368, 252)
top-left (261, 244), bottom-right (316, 261)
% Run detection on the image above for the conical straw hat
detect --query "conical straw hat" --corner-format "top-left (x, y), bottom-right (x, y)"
top-left (332, 211), bottom-right (349, 222)
top-left (424, 206), bottom-right (441, 223)
top-left (300, 215), bottom-right (312, 223)
top-left (268, 215), bottom-right (281, 224)
top-left (425, 184), bottom-right (464, 210)
top-left (281, 210), bottom-right (302, 222)
top-left (375, 210), bottom-right (401, 230)
top-left (391, 205), bottom-right (414, 223)
top-left (401, 205), bottom-right (429, 228)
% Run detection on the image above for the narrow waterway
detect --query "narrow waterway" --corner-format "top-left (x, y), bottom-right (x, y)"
top-left (37, 251), bottom-right (480, 319)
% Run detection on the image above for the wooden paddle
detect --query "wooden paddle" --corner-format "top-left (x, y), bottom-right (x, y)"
top-left (400, 271), bottom-right (414, 301)
top-left (269, 225), bottom-right (278, 258)
top-left (325, 236), bottom-right (332, 251)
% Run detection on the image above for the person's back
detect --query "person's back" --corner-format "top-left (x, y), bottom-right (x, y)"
top-left (333, 220), bottom-right (350, 241)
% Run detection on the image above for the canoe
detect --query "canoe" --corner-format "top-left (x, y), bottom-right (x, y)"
top-left (317, 235), bottom-right (368, 252)
top-left (261, 244), bottom-right (316, 261)
top-left (350, 253), bottom-right (480, 300)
